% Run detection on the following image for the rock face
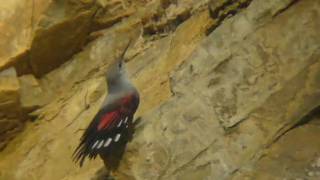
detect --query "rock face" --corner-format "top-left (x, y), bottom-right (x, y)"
top-left (123, 1), bottom-right (320, 179)
top-left (0, 68), bottom-right (24, 151)
top-left (233, 112), bottom-right (320, 180)
top-left (0, 0), bottom-right (49, 70)
top-left (0, 0), bottom-right (320, 180)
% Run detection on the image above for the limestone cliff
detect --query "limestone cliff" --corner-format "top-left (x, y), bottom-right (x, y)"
top-left (0, 0), bottom-right (320, 180)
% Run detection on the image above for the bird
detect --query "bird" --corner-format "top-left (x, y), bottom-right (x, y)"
top-left (72, 41), bottom-right (140, 168)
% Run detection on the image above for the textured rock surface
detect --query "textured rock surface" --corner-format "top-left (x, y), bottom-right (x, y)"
top-left (232, 112), bottom-right (320, 180)
top-left (0, 0), bottom-right (320, 180)
top-left (0, 68), bottom-right (24, 150)
top-left (19, 74), bottom-right (46, 112)
top-left (0, 68), bottom-right (20, 112)
top-left (0, 0), bottom-right (50, 70)
top-left (120, 1), bottom-right (320, 179)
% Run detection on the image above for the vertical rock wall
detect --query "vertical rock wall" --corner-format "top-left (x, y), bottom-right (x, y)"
top-left (0, 0), bottom-right (319, 180)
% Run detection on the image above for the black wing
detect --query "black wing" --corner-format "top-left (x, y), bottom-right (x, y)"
top-left (73, 93), bottom-right (139, 167)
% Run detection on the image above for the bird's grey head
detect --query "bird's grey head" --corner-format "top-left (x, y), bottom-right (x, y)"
top-left (106, 40), bottom-right (132, 91)
top-left (106, 59), bottom-right (126, 84)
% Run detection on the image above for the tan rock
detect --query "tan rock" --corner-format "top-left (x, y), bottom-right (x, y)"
top-left (0, 120), bottom-right (23, 151)
top-left (0, 0), bottom-right (50, 71)
top-left (131, 9), bottom-right (214, 115)
top-left (0, 67), bottom-right (25, 152)
top-left (116, 0), bottom-right (320, 179)
top-left (0, 68), bottom-right (20, 115)
top-left (19, 74), bottom-right (46, 112)
top-left (93, 1), bottom-right (136, 31)
top-left (232, 116), bottom-right (320, 180)
top-left (28, 3), bottom-right (97, 77)
top-left (0, 119), bottom-right (20, 135)
top-left (0, 0), bottom-right (99, 77)
top-left (0, 0), bottom-right (320, 180)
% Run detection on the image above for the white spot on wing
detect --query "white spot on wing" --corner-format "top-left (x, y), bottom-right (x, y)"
top-left (117, 119), bottom-right (123, 127)
top-left (97, 140), bottom-right (104, 149)
top-left (92, 140), bottom-right (99, 149)
top-left (104, 138), bottom-right (112, 147)
top-left (124, 117), bottom-right (128, 124)
top-left (114, 134), bottom-right (121, 142)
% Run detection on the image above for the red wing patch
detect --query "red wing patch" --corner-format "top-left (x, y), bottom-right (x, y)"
top-left (121, 94), bottom-right (134, 105)
top-left (97, 111), bottom-right (119, 131)
top-left (119, 94), bottom-right (136, 114)
top-left (97, 94), bottom-right (137, 131)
